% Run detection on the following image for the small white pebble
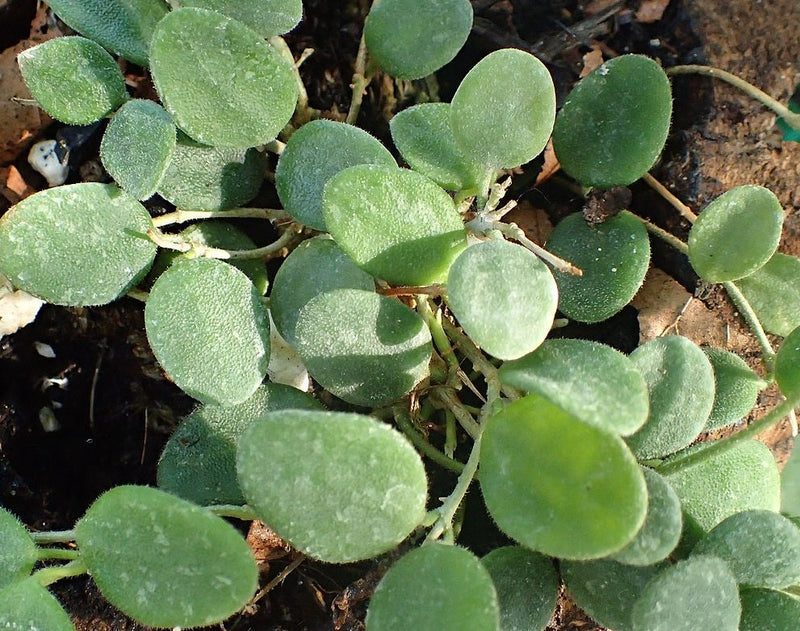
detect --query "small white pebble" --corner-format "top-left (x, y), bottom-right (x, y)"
top-left (34, 341), bottom-right (56, 358)
top-left (28, 139), bottom-right (68, 187)
top-left (39, 406), bottom-right (61, 432)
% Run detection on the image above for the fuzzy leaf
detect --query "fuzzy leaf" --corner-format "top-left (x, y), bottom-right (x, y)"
top-left (688, 186), bottom-right (783, 282)
top-left (663, 439), bottom-right (780, 532)
top-left (545, 211), bottom-right (650, 323)
top-left (703, 347), bottom-right (766, 430)
top-left (446, 239), bottom-right (558, 360)
top-left (323, 165), bottom-right (467, 286)
top-left (0, 183), bottom-right (156, 306)
top-left (390, 102), bottom-right (483, 191)
top-left (364, 0), bottom-right (473, 80)
top-left (0, 579), bottom-right (75, 631)
top-left (100, 99), bottom-right (176, 200)
top-left (150, 8), bottom-right (298, 148)
top-left (499, 338), bottom-right (649, 436)
top-left (144, 258), bottom-right (270, 406)
top-left (739, 588), bottom-right (800, 631)
top-left (481, 547), bottom-right (558, 631)
top-left (156, 133), bottom-right (266, 210)
top-left (0, 508), bottom-right (37, 588)
top-left (75, 485), bottom-right (257, 628)
top-left (237, 410), bottom-right (428, 563)
top-left (775, 325), bottom-right (800, 401)
top-left (552, 55), bottom-right (672, 187)
top-left (451, 49), bottom-right (555, 169)
top-left (480, 394), bottom-right (647, 559)
top-left (275, 119), bottom-right (396, 231)
top-left (158, 383), bottom-right (321, 505)
top-left (365, 544), bottom-right (499, 631)
top-left (693, 509), bottom-right (800, 588)
top-left (736, 253), bottom-right (800, 336)
top-left (625, 336), bottom-right (715, 459)
top-left (18, 36), bottom-right (127, 125)
top-left (42, 0), bottom-right (168, 66)
top-left (782, 439), bottom-right (800, 517)
top-left (294, 288), bottom-right (431, 406)
top-left (269, 236), bottom-right (374, 346)
top-left (610, 467), bottom-right (682, 565)
top-left (175, 0), bottom-right (302, 37)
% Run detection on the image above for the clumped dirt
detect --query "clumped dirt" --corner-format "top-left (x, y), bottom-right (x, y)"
top-left (1, 1), bottom-right (798, 629)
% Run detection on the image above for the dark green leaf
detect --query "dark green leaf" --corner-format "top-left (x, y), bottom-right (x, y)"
top-left (740, 587), bottom-right (800, 631)
top-left (0, 508), bottom-right (37, 588)
top-left (775, 325), bottom-right (800, 401)
top-left (0, 579), bottom-right (75, 631)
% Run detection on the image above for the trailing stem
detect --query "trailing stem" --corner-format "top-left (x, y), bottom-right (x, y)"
top-left (392, 405), bottom-right (465, 475)
top-left (151, 207), bottom-right (288, 228)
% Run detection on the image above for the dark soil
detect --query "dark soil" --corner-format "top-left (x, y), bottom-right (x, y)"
top-left (1, 1), bottom-right (798, 629)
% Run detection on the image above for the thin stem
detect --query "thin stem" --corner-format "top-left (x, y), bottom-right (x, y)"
top-left (658, 396), bottom-right (798, 475)
top-left (31, 530), bottom-right (76, 545)
top-left (393, 406), bottom-right (464, 474)
top-left (668, 65), bottom-right (800, 131)
top-left (378, 284), bottom-right (445, 298)
top-left (723, 281), bottom-right (776, 374)
top-left (207, 505), bottom-right (258, 521)
top-left (426, 433), bottom-right (483, 542)
top-left (444, 409), bottom-right (457, 458)
top-left (431, 389), bottom-right (481, 440)
top-left (125, 288), bottom-right (148, 302)
top-left (37, 547), bottom-right (79, 561)
top-left (269, 37), bottom-right (315, 124)
top-left (496, 222), bottom-right (583, 276)
top-left (33, 558), bottom-right (87, 587)
top-left (417, 296), bottom-right (461, 385)
top-left (248, 554), bottom-right (307, 607)
top-left (152, 207), bottom-right (287, 228)
top-left (642, 173), bottom-right (697, 223)
top-left (475, 167), bottom-right (497, 213)
top-left (637, 216), bottom-right (690, 255)
top-left (148, 226), bottom-right (297, 260)
top-left (346, 27), bottom-right (372, 126)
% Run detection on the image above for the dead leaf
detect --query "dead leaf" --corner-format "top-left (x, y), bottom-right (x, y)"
top-left (580, 44), bottom-right (605, 77)
top-left (584, 0), bottom-right (623, 16)
top-left (534, 138), bottom-right (561, 185)
top-left (635, 0), bottom-right (670, 24)
top-left (503, 200), bottom-right (553, 246)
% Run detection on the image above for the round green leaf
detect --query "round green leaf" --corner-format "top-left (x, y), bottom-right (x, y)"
top-left (175, 0), bottom-right (302, 37)
top-left (561, 559), bottom-right (666, 631)
top-left (323, 165), bottom-right (467, 286)
top-left (363, 0), bottom-right (473, 80)
top-left (366, 544), bottom-right (499, 631)
top-left (662, 439), bottom-right (780, 532)
top-left (451, 48), bottom-right (555, 169)
top-left (0, 579), bottom-right (75, 631)
top-left (100, 99), bottom-right (177, 200)
top-left (693, 509), bottom-right (800, 588)
top-left (237, 410), bottom-right (428, 563)
top-left (0, 183), bottom-right (156, 306)
top-left (42, 0), bottom-right (168, 66)
top-left (156, 132), bottom-right (267, 210)
top-left (545, 211), bottom-right (651, 323)
top-left (480, 394), bottom-right (647, 559)
top-left (0, 508), bottom-right (37, 589)
top-left (631, 556), bottom-right (740, 631)
top-left (736, 253), bottom-right (800, 336)
top-left (158, 383), bottom-right (321, 505)
top-left (781, 438), bottom-right (800, 517)
top-left (776, 325), bottom-right (800, 401)
top-left (446, 239), bottom-right (558, 360)
top-left (552, 55), bottom-right (672, 187)
top-left (703, 347), bottom-right (766, 430)
top-left (390, 102), bottom-right (482, 192)
top-left (275, 119), bottom-right (396, 231)
top-left (269, 235), bottom-right (374, 346)
top-left (611, 467), bottom-right (682, 566)
top-left (481, 547), bottom-right (558, 631)
top-left (688, 186), bottom-right (783, 282)
top-left (144, 258), bottom-right (271, 406)
top-left (625, 336), bottom-right (715, 460)
top-left (294, 288), bottom-right (432, 407)
top-left (18, 36), bottom-right (127, 125)
top-left (740, 588), bottom-right (800, 631)
top-left (150, 8), bottom-right (298, 148)
top-left (499, 338), bottom-right (649, 436)
top-left (75, 485), bottom-right (257, 628)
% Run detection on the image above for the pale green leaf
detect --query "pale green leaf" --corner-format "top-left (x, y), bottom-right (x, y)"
top-left (75, 485), bottom-right (257, 628)
top-left (0, 579), bottom-right (75, 631)
top-left (175, 0), bottom-right (302, 37)
top-left (0, 508), bottom-right (37, 589)
top-left (703, 347), bottom-right (766, 430)
top-left (237, 410), bottom-right (427, 563)
top-left (776, 325), bottom-right (800, 401)
top-left (18, 36), bottom-right (127, 125)
top-left (446, 239), bottom-right (558, 360)
top-left (736, 253), bottom-right (800, 336)
top-left (150, 8), bottom-right (298, 148)
top-left (366, 544), bottom-right (499, 631)
top-left (144, 258), bottom-right (270, 406)
top-left (781, 438), bottom-right (800, 517)
top-left (0, 183), bottom-right (156, 306)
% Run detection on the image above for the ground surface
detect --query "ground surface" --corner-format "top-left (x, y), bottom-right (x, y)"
top-left (0, 1), bottom-right (798, 629)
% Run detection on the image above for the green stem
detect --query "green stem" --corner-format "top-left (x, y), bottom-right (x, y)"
top-left (658, 396), bottom-right (798, 475)
top-left (431, 389), bottom-right (481, 439)
top-left (346, 27), bottom-right (372, 126)
top-left (31, 530), bottom-right (76, 545)
top-left (723, 281), bottom-right (776, 374)
top-left (33, 559), bottom-right (87, 587)
top-left (637, 215), bottom-right (690, 255)
top-left (668, 65), bottom-right (800, 131)
top-left (444, 409), bottom-right (457, 458)
top-left (426, 433), bottom-right (483, 542)
top-left (495, 221), bottom-right (583, 275)
top-left (393, 406), bottom-right (464, 474)
top-left (148, 225), bottom-right (298, 260)
top-left (37, 547), bottom-right (79, 561)
top-left (417, 296), bottom-right (461, 386)
top-left (208, 505), bottom-right (258, 521)
top-left (125, 288), bottom-right (148, 302)
top-left (151, 207), bottom-right (287, 228)
top-left (475, 167), bottom-right (497, 213)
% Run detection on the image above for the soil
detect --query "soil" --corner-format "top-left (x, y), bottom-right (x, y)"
top-left (0, 1), bottom-right (798, 630)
